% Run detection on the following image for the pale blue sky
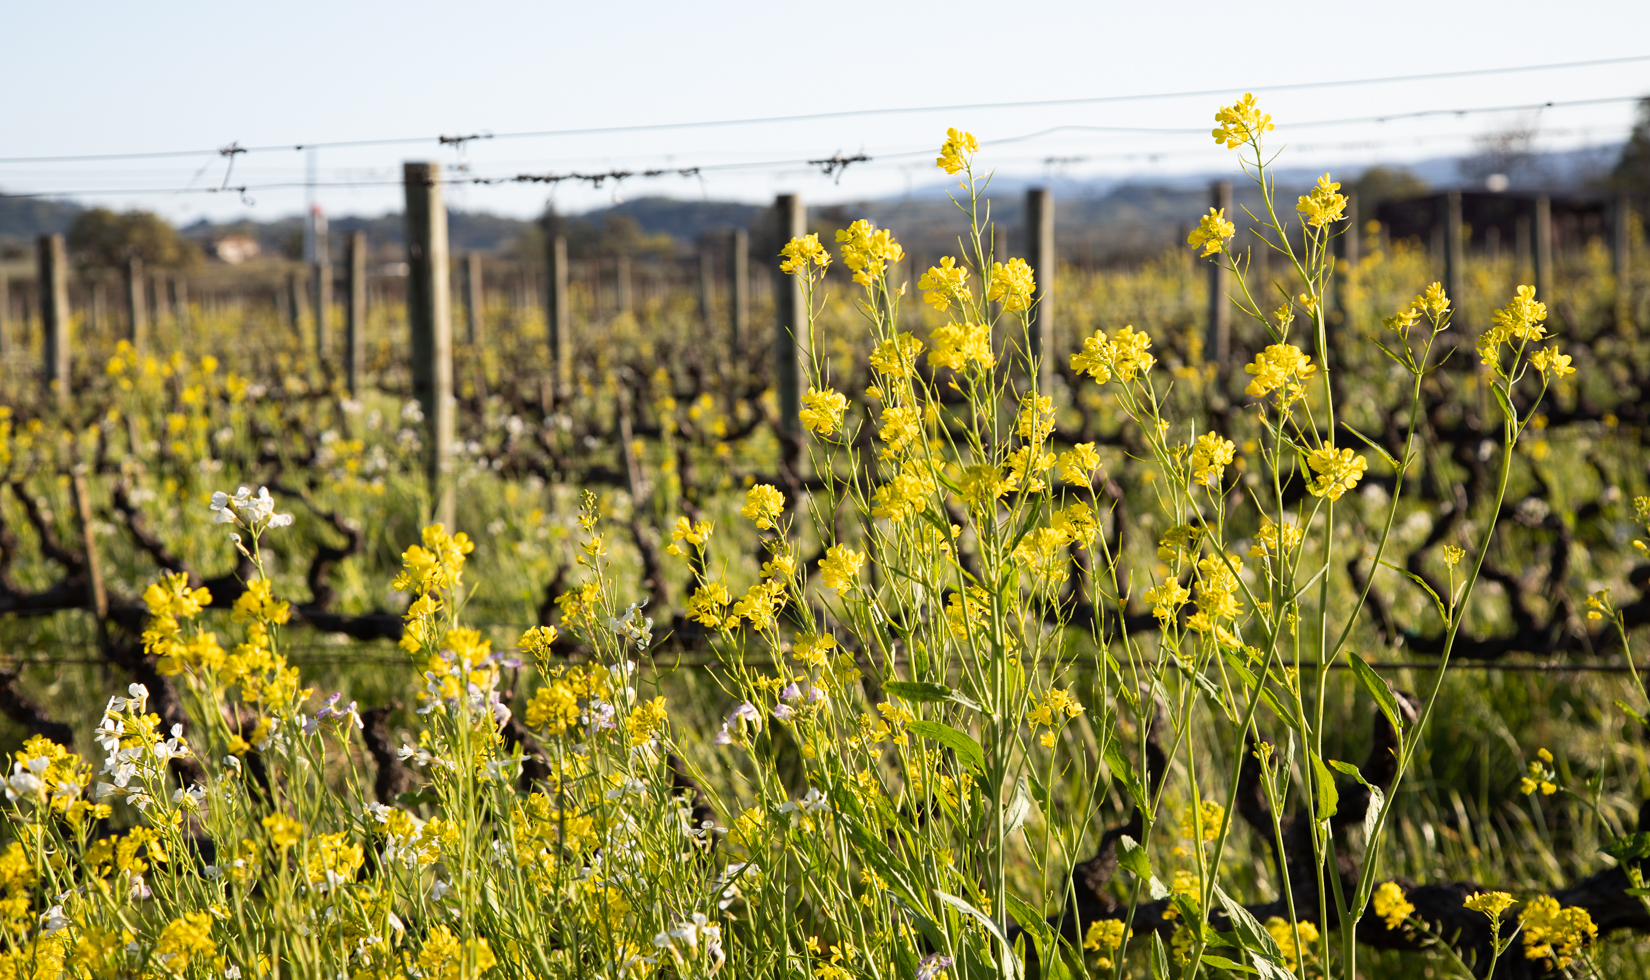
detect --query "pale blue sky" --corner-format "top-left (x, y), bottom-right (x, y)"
top-left (4, 0), bottom-right (1648, 224)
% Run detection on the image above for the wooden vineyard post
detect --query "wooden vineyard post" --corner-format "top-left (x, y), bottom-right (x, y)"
top-left (1444, 191), bottom-right (1465, 325)
top-left (125, 256), bottom-right (147, 348)
top-left (1533, 195), bottom-right (1553, 304)
top-left (773, 194), bottom-right (807, 478)
top-left (615, 253), bottom-right (633, 315)
top-left (314, 262), bottom-right (333, 362)
top-left (698, 245), bottom-right (715, 327)
top-left (464, 251), bottom-right (483, 346)
top-left (1615, 193), bottom-right (1633, 331)
top-left (732, 229), bottom-right (749, 350)
top-left (1025, 187), bottom-right (1055, 397)
top-left (546, 232), bottom-right (571, 398)
top-left (1207, 180), bottom-right (1232, 373)
top-left (286, 271), bottom-right (304, 335)
top-left (404, 162), bottom-right (455, 528)
top-left (346, 232), bottom-right (367, 397)
top-left (38, 235), bottom-right (69, 411)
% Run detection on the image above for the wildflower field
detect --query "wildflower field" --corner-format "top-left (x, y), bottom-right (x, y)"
top-left (1, 98), bottom-right (1650, 980)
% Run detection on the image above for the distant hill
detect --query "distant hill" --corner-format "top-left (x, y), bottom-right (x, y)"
top-left (2, 141), bottom-right (1627, 268)
top-left (0, 194), bottom-right (83, 251)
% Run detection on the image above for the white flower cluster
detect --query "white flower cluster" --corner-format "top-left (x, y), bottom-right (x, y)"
top-left (208, 486), bottom-right (293, 532)
top-left (93, 683), bottom-right (192, 812)
top-left (652, 911), bottom-right (725, 973)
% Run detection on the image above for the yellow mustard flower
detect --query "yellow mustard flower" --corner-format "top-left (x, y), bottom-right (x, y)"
top-left (742, 484), bottom-right (786, 530)
top-left (936, 128), bottom-right (979, 175)
top-left (1372, 881), bottom-right (1414, 931)
top-left (986, 258), bottom-right (1036, 312)
top-left (1296, 173), bottom-right (1348, 228)
top-left (819, 545), bottom-right (865, 593)
top-left (1305, 446), bottom-right (1368, 500)
top-left (779, 233), bottom-right (830, 276)
top-left (1187, 207), bottom-right (1236, 257)
top-left (799, 386), bottom-right (848, 436)
top-left (1212, 93), bottom-right (1275, 149)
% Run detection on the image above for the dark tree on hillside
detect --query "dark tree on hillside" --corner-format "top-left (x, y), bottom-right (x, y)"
top-left (1614, 96), bottom-right (1650, 211)
top-left (67, 208), bottom-right (199, 270)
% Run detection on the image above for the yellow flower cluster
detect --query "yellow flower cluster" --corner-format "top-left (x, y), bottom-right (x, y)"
top-left (871, 467), bottom-right (937, 523)
top-left (392, 524), bottom-right (474, 596)
top-left (1186, 207), bottom-right (1235, 257)
top-left (1212, 93), bottom-right (1274, 149)
top-left (877, 404), bottom-right (924, 459)
top-left (1244, 343), bottom-right (1317, 402)
top-left (1071, 325), bottom-right (1155, 384)
top-left (1465, 890), bottom-right (1516, 921)
top-left (1016, 394), bottom-right (1055, 443)
top-left (1058, 443), bottom-right (1101, 485)
top-left (1305, 446), bottom-right (1368, 501)
top-left (836, 220), bottom-right (904, 287)
top-left (986, 258), bottom-right (1036, 312)
top-left (800, 386), bottom-right (848, 435)
top-left (1082, 919), bottom-right (1127, 967)
top-left (1372, 881), bottom-right (1414, 931)
top-left (1520, 747), bottom-right (1558, 796)
top-left (1249, 517), bottom-right (1303, 558)
top-left (780, 233), bottom-right (830, 276)
top-left (1144, 580), bottom-right (1191, 624)
top-left (935, 128), bottom-right (979, 175)
top-left (928, 321), bottom-right (995, 373)
top-left (868, 332), bottom-right (922, 379)
top-left (1520, 895), bottom-right (1596, 968)
top-left (1296, 174), bottom-right (1348, 228)
top-left (742, 484), bottom-right (785, 530)
top-left (1026, 687), bottom-right (1084, 747)
top-left (1266, 916), bottom-right (1319, 972)
top-left (918, 256), bottom-right (970, 310)
top-left (667, 516), bottom-right (713, 556)
top-left (819, 545), bottom-right (865, 593)
top-left (1188, 432), bottom-right (1235, 488)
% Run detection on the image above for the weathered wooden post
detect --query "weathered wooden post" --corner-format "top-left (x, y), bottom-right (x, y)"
top-left (774, 195), bottom-right (807, 474)
top-left (698, 244), bottom-right (715, 326)
top-left (1444, 191), bottom-right (1465, 319)
top-left (173, 275), bottom-right (190, 330)
top-left (1533, 195), bottom-right (1553, 302)
top-left (125, 256), bottom-right (147, 347)
top-left (313, 263), bottom-right (332, 361)
top-left (404, 161), bottom-right (455, 527)
top-left (286, 270), bottom-right (305, 335)
top-left (1615, 193), bottom-right (1633, 330)
top-left (545, 230), bottom-right (571, 397)
top-left (1025, 187), bottom-right (1056, 395)
top-left (463, 251), bottom-right (483, 345)
top-left (346, 232), bottom-right (367, 397)
top-left (731, 228), bottom-right (749, 354)
top-left (1207, 180), bottom-right (1232, 370)
top-left (1341, 192), bottom-right (1360, 269)
top-left (0, 271), bottom-right (8, 343)
top-left (615, 253), bottom-right (633, 315)
top-left (38, 235), bottom-right (69, 410)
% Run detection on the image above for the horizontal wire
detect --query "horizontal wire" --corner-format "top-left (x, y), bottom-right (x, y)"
top-left (3, 95), bottom-right (1638, 201)
top-left (2, 54), bottom-right (1646, 165)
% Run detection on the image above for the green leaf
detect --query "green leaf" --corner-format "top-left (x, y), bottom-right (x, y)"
top-left (1115, 834), bottom-right (1152, 878)
top-left (1615, 700), bottom-right (1649, 727)
top-left (907, 720), bottom-right (985, 772)
top-left (1490, 382), bottom-right (1518, 427)
top-left (1376, 558), bottom-right (1448, 626)
top-left (936, 889), bottom-right (1011, 948)
top-left (1213, 884), bottom-right (1296, 980)
top-left (1102, 740), bottom-right (1144, 802)
top-left (1349, 654), bottom-right (1404, 736)
top-left (396, 789), bottom-right (441, 807)
top-left (1150, 932), bottom-right (1172, 980)
top-left (1202, 954), bottom-right (1259, 974)
top-left (1339, 420), bottom-right (1398, 468)
top-left (1604, 832), bottom-right (1650, 862)
top-left (1221, 652), bottom-right (1302, 732)
top-left (1004, 776), bottom-right (1036, 836)
top-left (1330, 758), bottom-right (1386, 841)
top-left (884, 681), bottom-right (953, 703)
top-left (1309, 750), bottom-right (1339, 820)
